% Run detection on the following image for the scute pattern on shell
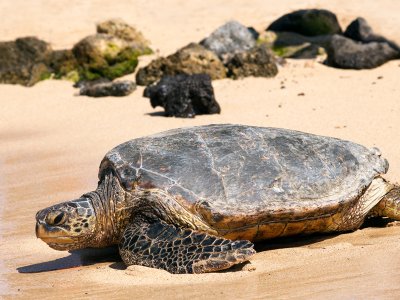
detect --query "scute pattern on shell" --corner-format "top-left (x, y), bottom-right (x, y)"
top-left (99, 124), bottom-right (388, 225)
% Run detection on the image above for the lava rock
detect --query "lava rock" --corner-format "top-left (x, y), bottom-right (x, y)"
top-left (136, 43), bottom-right (226, 86)
top-left (326, 34), bottom-right (399, 69)
top-left (72, 34), bottom-right (140, 81)
top-left (0, 37), bottom-right (53, 86)
top-left (96, 19), bottom-right (152, 54)
top-left (200, 20), bottom-right (257, 60)
top-left (267, 9), bottom-right (342, 36)
top-left (143, 74), bottom-right (220, 118)
top-left (226, 44), bottom-right (278, 79)
top-left (79, 80), bottom-right (136, 97)
top-left (344, 17), bottom-right (400, 52)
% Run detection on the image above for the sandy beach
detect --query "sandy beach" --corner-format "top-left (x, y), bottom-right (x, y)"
top-left (1, 0), bottom-right (400, 299)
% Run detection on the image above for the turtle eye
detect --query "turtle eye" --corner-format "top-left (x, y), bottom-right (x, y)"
top-left (46, 211), bottom-right (67, 226)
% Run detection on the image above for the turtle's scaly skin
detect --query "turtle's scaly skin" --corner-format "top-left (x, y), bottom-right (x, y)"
top-left (35, 124), bottom-right (400, 274)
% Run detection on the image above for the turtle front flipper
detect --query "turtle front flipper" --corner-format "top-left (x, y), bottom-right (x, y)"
top-left (119, 216), bottom-right (255, 274)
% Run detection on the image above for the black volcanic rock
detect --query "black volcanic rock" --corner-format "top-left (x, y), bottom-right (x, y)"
top-left (143, 74), bottom-right (220, 118)
top-left (267, 9), bottom-right (342, 36)
top-left (344, 17), bottom-right (400, 52)
top-left (326, 34), bottom-right (398, 69)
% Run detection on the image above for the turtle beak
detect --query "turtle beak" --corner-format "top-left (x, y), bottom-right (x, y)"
top-left (35, 209), bottom-right (74, 244)
top-left (35, 221), bottom-right (74, 245)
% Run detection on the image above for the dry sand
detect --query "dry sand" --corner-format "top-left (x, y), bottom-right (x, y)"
top-left (1, 1), bottom-right (400, 299)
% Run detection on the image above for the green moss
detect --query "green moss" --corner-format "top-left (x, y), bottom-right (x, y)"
top-left (53, 67), bottom-right (79, 80)
top-left (141, 47), bottom-right (153, 55)
top-left (101, 58), bottom-right (138, 79)
top-left (256, 34), bottom-right (277, 47)
top-left (272, 46), bottom-right (290, 57)
top-left (79, 68), bottom-right (102, 81)
top-left (106, 42), bottom-right (120, 52)
top-left (39, 71), bottom-right (52, 81)
top-left (63, 70), bottom-right (80, 82)
top-left (78, 48), bottom-right (139, 81)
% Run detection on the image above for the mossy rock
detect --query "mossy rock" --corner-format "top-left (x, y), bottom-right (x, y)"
top-left (72, 34), bottom-right (140, 81)
top-left (0, 37), bottom-right (53, 86)
top-left (258, 31), bottom-right (331, 59)
top-left (267, 9), bottom-right (342, 37)
top-left (97, 19), bottom-right (153, 55)
top-left (48, 49), bottom-right (79, 80)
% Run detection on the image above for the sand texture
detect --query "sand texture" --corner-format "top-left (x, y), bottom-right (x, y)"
top-left (1, 1), bottom-right (400, 299)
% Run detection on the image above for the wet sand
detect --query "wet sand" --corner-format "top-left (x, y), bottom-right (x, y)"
top-left (1, 1), bottom-right (400, 299)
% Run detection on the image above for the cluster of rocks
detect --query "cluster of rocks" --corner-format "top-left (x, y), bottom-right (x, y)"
top-left (1, 10), bottom-right (399, 116)
top-left (136, 21), bottom-right (278, 86)
top-left (0, 19), bottom-right (151, 87)
top-left (259, 9), bottom-right (400, 69)
top-left (136, 21), bottom-right (280, 117)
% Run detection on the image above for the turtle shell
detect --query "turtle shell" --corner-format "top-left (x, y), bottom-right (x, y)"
top-left (99, 124), bottom-right (388, 230)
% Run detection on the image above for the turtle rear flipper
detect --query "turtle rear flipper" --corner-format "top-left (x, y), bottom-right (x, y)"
top-left (119, 216), bottom-right (255, 274)
top-left (370, 185), bottom-right (400, 220)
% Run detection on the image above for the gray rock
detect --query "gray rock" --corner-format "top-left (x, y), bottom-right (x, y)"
top-left (143, 74), bottom-right (220, 118)
top-left (136, 43), bottom-right (226, 86)
top-left (0, 37), bottom-right (53, 86)
top-left (267, 9), bottom-right (342, 36)
top-left (200, 21), bottom-right (257, 60)
top-left (73, 77), bottom-right (110, 89)
top-left (326, 35), bottom-right (399, 69)
top-left (79, 80), bottom-right (136, 97)
top-left (344, 17), bottom-right (400, 52)
top-left (226, 44), bottom-right (278, 79)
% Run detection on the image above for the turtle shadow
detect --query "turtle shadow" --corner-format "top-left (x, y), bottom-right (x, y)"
top-left (254, 232), bottom-right (340, 252)
top-left (17, 246), bottom-right (120, 273)
top-left (18, 219), bottom-right (393, 274)
top-left (254, 217), bottom-right (395, 253)
top-left (109, 261), bottom-right (127, 270)
top-left (360, 216), bottom-right (394, 228)
top-left (145, 111), bottom-right (167, 117)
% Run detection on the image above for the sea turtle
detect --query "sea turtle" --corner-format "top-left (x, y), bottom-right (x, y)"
top-left (35, 124), bottom-right (400, 274)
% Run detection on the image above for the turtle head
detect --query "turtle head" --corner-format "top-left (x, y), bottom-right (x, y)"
top-left (35, 197), bottom-right (98, 251)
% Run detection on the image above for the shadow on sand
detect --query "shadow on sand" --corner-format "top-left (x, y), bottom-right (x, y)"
top-left (17, 246), bottom-right (120, 273)
top-left (254, 217), bottom-right (395, 252)
top-left (17, 218), bottom-right (393, 274)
